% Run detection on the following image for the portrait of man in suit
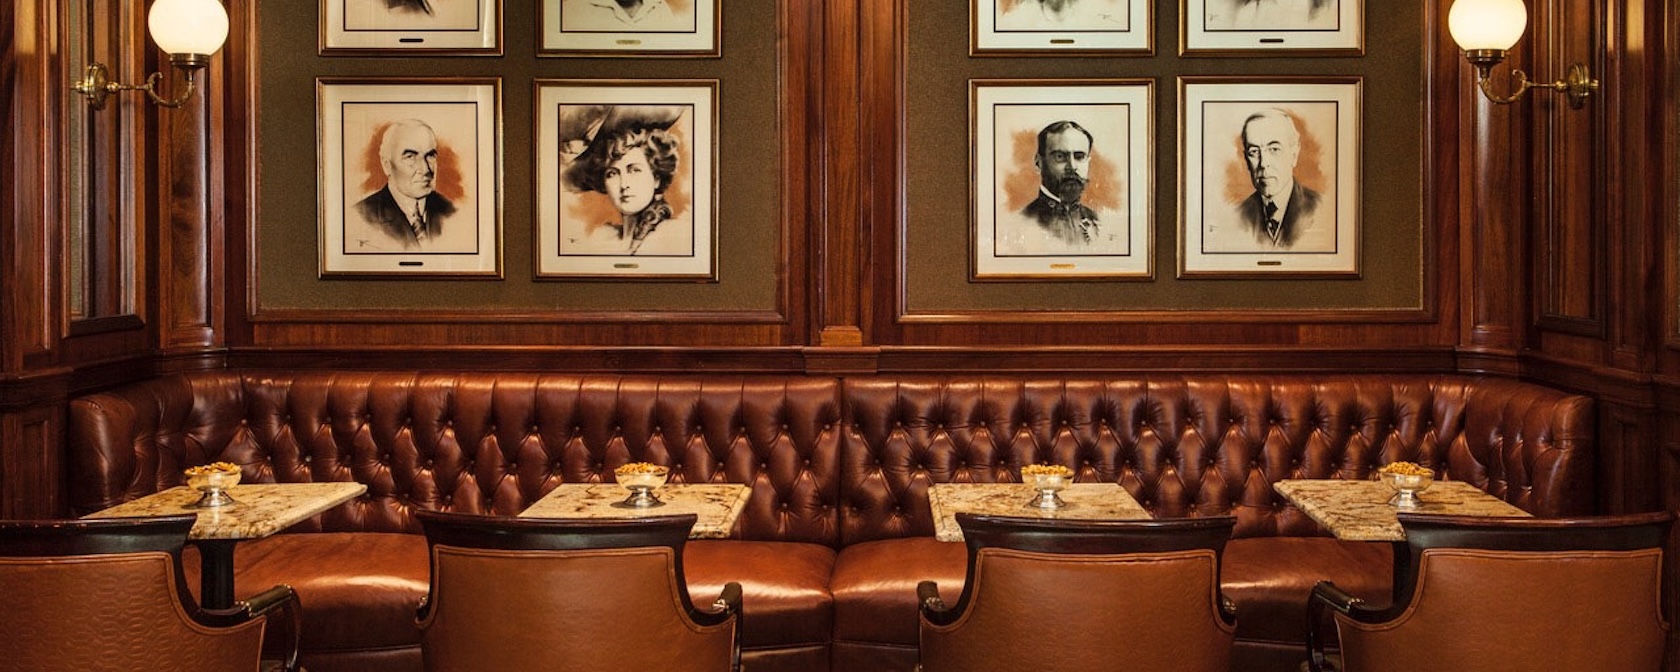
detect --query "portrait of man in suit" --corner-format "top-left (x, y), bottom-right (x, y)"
top-left (1235, 108), bottom-right (1320, 248)
top-left (353, 119), bottom-right (456, 250)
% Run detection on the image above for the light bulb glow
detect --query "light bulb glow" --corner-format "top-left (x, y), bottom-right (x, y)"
top-left (1448, 0), bottom-right (1528, 51)
top-left (147, 0), bottom-right (229, 57)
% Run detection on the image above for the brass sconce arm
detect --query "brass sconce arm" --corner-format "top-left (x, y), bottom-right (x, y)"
top-left (1464, 49), bottom-right (1600, 109)
top-left (73, 55), bottom-right (208, 111)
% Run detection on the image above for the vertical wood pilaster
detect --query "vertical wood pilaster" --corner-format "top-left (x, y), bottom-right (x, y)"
top-left (155, 54), bottom-right (222, 352)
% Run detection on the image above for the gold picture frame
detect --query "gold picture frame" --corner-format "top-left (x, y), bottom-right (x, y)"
top-left (971, 79), bottom-right (1155, 280)
top-left (534, 79), bottom-right (719, 280)
top-left (1180, 0), bottom-right (1363, 56)
top-left (321, 0), bottom-right (503, 55)
top-left (538, 0), bottom-right (721, 57)
top-left (972, 0), bottom-right (1153, 55)
top-left (1178, 76), bottom-right (1362, 277)
top-left (317, 78), bottom-right (503, 277)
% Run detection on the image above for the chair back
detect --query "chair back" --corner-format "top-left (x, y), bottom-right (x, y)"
top-left (919, 514), bottom-right (1237, 672)
top-left (415, 510), bottom-right (737, 672)
top-left (0, 515), bottom-right (271, 672)
top-left (1334, 511), bottom-right (1673, 672)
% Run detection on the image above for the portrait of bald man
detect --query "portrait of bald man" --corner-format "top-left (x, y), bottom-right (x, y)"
top-left (353, 119), bottom-right (457, 250)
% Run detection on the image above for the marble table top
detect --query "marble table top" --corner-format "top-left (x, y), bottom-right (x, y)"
top-left (86, 482), bottom-right (367, 540)
top-left (929, 483), bottom-right (1153, 542)
top-left (1274, 479), bottom-right (1532, 542)
top-left (519, 483), bottom-right (752, 540)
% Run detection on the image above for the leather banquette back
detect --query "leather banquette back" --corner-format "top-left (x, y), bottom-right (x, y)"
top-left (69, 371), bottom-right (1594, 548)
top-left (69, 372), bottom-right (844, 545)
top-left (839, 375), bottom-right (1594, 544)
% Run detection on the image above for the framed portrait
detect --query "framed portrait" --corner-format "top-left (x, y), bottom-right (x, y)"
top-left (1181, 0), bottom-right (1362, 55)
top-left (318, 78), bottom-right (502, 277)
top-left (972, 79), bottom-right (1154, 280)
top-left (534, 80), bottom-right (718, 280)
top-left (973, 0), bottom-right (1152, 54)
top-left (321, 0), bottom-right (502, 54)
top-left (539, 0), bottom-right (720, 57)
top-left (1178, 77), bottom-right (1361, 277)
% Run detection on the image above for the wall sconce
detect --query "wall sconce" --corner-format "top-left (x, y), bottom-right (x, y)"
top-left (73, 0), bottom-right (229, 110)
top-left (1447, 0), bottom-right (1598, 108)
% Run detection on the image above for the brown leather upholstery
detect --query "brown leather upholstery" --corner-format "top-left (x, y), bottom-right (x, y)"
top-left (0, 515), bottom-right (298, 672)
top-left (918, 514), bottom-right (1237, 672)
top-left (1310, 512), bottom-right (1673, 672)
top-left (181, 532), bottom-right (430, 671)
top-left (69, 372), bottom-right (845, 544)
top-left (415, 510), bottom-right (740, 672)
top-left (684, 539), bottom-right (837, 651)
top-left (840, 374), bottom-right (1593, 671)
top-left (65, 371), bottom-right (1597, 672)
top-left (840, 376), bottom-right (1594, 544)
top-left (70, 372), bottom-right (841, 672)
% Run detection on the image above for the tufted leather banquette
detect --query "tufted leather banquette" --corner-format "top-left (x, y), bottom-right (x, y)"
top-left (69, 371), bottom-right (1594, 672)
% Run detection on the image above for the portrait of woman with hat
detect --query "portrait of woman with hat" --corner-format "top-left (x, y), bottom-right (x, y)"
top-left (559, 105), bottom-right (689, 256)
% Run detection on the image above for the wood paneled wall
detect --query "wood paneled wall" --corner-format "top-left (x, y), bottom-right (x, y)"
top-left (0, 0), bottom-right (1674, 527)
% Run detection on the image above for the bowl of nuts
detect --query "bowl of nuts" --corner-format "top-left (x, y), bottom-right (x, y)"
top-left (613, 462), bottom-right (670, 508)
top-left (1021, 464), bottom-right (1074, 510)
top-left (184, 462), bottom-right (241, 508)
top-left (1378, 461), bottom-right (1434, 508)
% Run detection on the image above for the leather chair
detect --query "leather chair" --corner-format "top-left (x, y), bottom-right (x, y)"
top-left (1308, 511), bottom-right (1674, 672)
top-left (0, 514), bottom-right (302, 672)
top-left (917, 513), bottom-right (1239, 672)
top-left (414, 510), bottom-right (743, 672)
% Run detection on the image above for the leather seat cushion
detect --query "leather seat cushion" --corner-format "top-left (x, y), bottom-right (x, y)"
top-left (684, 540), bottom-right (837, 648)
top-left (183, 532), bottom-right (431, 653)
top-left (831, 537), bottom-right (968, 646)
top-left (1220, 537), bottom-right (1393, 645)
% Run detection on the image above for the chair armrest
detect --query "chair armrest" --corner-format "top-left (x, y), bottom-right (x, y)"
top-left (918, 580), bottom-right (962, 627)
top-left (202, 584), bottom-right (301, 672)
top-left (713, 581), bottom-right (743, 615)
top-left (1218, 593), bottom-right (1238, 625)
top-left (243, 584), bottom-right (297, 617)
top-left (1306, 581), bottom-right (1365, 672)
top-left (691, 581), bottom-right (742, 627)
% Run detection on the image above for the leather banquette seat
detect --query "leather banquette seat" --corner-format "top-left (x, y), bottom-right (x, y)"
top-left (68, 371), bottom-right (1594, 672)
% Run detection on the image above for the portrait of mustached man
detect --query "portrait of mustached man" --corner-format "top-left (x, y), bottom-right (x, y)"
top-left (1019, 120), bottom-right (1102, 247)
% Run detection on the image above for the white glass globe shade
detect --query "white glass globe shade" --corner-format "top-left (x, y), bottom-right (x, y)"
top-left (147, 0), bottom-right (229, 57)
top-left (1448, 0), bottom-right (1529, 51)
